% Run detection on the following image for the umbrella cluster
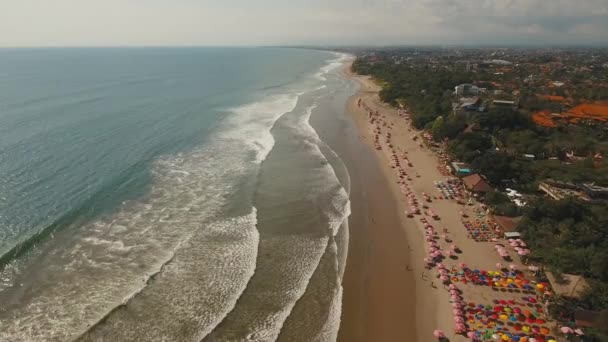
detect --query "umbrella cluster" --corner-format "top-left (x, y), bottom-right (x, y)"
top-left (509, 239), bottom-right (531, 256)
top-left (448, 268), bottom-right (544, 292)
top-left (463, 301), bottom-right (557, 342)
top-left (449, 283), bottom-right (468, 335)
top-left (423, 219), bottom-right (446, 269)
top-left (463, 219), bottom-right (499, 242)
top-left (434, 180), bottom-right (463, 200)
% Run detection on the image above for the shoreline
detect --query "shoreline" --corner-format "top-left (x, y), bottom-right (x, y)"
top-left (327, 61), bottom-right (421, 342)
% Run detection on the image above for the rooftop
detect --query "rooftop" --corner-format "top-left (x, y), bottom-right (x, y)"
top-left (462, 174), bottom-right (492, 193)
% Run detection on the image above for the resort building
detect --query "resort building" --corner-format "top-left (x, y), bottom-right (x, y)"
top-left (451, 162), bottom-right (473, 176)
top-left (454, 84), bottom-right (480, 96)
top-left (462, 174), bottom-right (492, 194)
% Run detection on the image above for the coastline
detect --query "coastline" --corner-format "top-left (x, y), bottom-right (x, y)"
top-left (338, 60), bottom-right (550, 342)
top-left (337, 62), bottom-right (433, 342)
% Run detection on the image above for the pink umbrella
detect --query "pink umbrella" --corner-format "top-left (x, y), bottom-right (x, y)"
top-left (440, 275), bottom-right (449, 282)
top-left (449, 284), bottom-right (458, 290)
top-left (450, 294), bottom-right (461, 300)
top-left (560, 326), bottom-right (574, 334)
top-left (509, 264), bottom-right (517, 270)
top-left (433, 329), bottom-right (445, 338)
top-left (459, 263), bottom-right (466, 268)
top-left (452, 302), bottom-right (463, 309)
top-left (574, 328), bottom-right (584, 336)
top-left (453, 309), bottom-right (463, 315)
top-left (467, 331), bottom-right (476, 339)
top-left (496, 263), bottom-right (503, 269)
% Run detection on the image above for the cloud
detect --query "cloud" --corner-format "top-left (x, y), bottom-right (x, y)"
top-left (0, 0), bottom-right (606, 46)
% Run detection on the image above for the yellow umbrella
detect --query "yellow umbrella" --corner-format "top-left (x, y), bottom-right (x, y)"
top-left (522, 325), bottom-right (530, 333)
top-left (536, 284), bottom-right (544, 289)
top-left (499, 314), bottom-right (508, 320)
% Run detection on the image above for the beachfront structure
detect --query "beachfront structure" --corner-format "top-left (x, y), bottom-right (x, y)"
top-left (504, 232), bottom-right (521, 240)
top-left (545, 272), bottom-right (590, 300)
top-left (454, 84), bottom-right (480, 96)
top-left (451, 162), bottom-right (472, 176)
top-left (462, 174), bottom-right (492, 193)
top-left (493, 215), bottom-right (521, 233)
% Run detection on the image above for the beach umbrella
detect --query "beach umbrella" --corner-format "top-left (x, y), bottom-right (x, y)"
top-left (509, 264), bottom-right (517, 271)
top-left (433, 329), bottom-right (445, 338)
top-left (540, 327), bottom-right (550, 335)
top-left (453, 309), bottom-right (463, 316)
top-left (449, 284), bottom-right (458, 290)
top-left (560, 327), bottom-right (573, 334)
top-left (459, 263), bottom-right (467, 269)
top-left (496, 263), bottom-right (503, 269)
top-left (440, 275), bottom-right (449, 282)
top-left (574, 328), bottom-right (584, 336)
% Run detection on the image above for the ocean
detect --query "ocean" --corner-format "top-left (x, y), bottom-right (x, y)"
top-left (0, 48), bottom-right (357, 341)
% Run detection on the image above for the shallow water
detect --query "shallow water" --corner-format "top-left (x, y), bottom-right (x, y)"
top-left (0, 47), bottom-right (356, 341)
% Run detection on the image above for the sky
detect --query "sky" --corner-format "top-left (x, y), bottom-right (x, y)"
top-left (1, 0), bottom-right (607, 47)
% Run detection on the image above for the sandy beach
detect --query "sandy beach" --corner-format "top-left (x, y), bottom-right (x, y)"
top-left (337, 62), bottom-right (547, 342)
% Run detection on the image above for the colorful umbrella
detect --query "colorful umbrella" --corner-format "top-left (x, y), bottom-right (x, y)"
top-left (433, 329), bottom-right (445, 338)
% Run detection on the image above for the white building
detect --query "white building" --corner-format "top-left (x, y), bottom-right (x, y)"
top-left (454, 84), bottom-right (480, 96)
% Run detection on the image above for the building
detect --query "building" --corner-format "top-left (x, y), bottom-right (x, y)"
top-left (451, 162), bottom-right (473, 176)
top-left (492, 100), bottom-right (517, 108)
top-left (458, 97), bottom-right (482, 112)
top-left (454, 84), bottom-right (480, 96)
top-left (493, 215), bottom-right (522, 233)
top-left (462, 174), bottom-right (492, 193)
top-left (545, 272), bottom-right (590, 299)
top-left (487, 59), bottom-right (513, 65)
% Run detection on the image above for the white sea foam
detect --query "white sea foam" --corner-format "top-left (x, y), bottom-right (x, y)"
top-left (0, 85), bottom-right (311, 342)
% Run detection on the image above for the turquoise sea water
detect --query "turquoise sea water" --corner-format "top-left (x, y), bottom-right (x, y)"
top-left (0, 47), bottom-right (355, 341)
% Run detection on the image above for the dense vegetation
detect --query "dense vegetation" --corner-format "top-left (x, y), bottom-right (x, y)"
top-left (353, 59), bottom-right (608, 189)
top-left (520, 198), bottom-right (608, 340)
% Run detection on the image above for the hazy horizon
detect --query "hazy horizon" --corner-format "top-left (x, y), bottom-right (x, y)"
top-left (1, 0), bottom-right (607, 47)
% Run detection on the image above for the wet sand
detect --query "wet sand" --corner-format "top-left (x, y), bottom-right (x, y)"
top-left (311, 62), bottom-right (418, 342)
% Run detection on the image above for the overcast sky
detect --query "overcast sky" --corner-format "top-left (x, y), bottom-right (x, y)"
top-left (1, 0), bottom-right (607, 47)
